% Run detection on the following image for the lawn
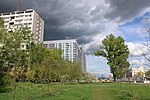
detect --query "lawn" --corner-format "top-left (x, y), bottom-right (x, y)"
top-left (0, 82), bottom-right (150, 100)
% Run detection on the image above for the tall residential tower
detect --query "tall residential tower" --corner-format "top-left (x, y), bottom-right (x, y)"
top-left (43, 39), bottom-right (86, 71)
top-left (0, 9), bottom-right (44, 44)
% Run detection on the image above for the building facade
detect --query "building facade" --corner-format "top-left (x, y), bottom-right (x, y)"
top-left (43, 39), bottom-right (86, 71)
top-left (0, 9), bottom-right (44, 44)
top-left (132, 67), bottom-right (145, 77)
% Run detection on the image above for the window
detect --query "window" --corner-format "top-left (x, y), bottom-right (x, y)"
top-left (25, 10), bottom-right (33, 13)
top-left (21, 45), bottom-right (24, 48)
top-left (3, 13), bottom-right (10, 15)
top-left (4, 21), bottom-right (9, 23)
top-left (25, 14), bottom-right (32, 17)
top-left (16, 15), bottom-right (24, 18)
top-left (9, 22), bottom-right (14, 25)
top-left (10, 16), bottom-right (15, 19)
top-left (3, 17), bottom-right (9, 20)
top-left (4, 25), bottom-right (7, 28)
top-left (16, 20), bottom-right (22, 22)
top-left (44, 44), bottom-right (48, 48)
top-left (16, 11), bottom-right (24, 14)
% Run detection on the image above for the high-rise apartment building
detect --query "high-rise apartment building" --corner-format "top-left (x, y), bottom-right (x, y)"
top-left (43, 39), bottom-right (86, 71)
top-left (0, 9), bottom-right (44, 44)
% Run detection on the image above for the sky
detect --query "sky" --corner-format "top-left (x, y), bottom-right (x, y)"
top-left (0, 0), bottom-right (150, 76)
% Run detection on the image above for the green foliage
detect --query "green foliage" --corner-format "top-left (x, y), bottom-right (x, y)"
top-left (135, 71), bottom-right (144, 77)
top-left (41, 48), bottom-right (62, 82)
top-left (1, 27), bottom-right (32, 83)
top-left (67, 61), bottom-right (83, 81)
top-left (26, 47), bottom-right (63, 82)
top-left (58, 60), bottom-right (83, 82)
top-left (1, 26), bottom-right (33, 68)
top-left (95, 34), bottom-right (130, 81)
top-left (145, 70), bottom-right (150, 79)
top-left (29, 43), bottom-right (45, 66)
top-left (0, 17), bottom-right (4, 28)
top-left (0, 18), bottom-right (33, 99)
top-left (0, 17), bottom-right (83, 98)
top-left (24, 43), bottom-right (83, 94)
top-left (82, 72), bottom-right (96, 83)
top-left (0, 18), bottom-right (7, 86)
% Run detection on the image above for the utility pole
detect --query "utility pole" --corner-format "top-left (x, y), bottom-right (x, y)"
top-left (17, 0), bottom-right (20, 11)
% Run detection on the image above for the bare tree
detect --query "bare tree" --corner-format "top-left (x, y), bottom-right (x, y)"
top-left (138, 15), bottom-right (150, 67)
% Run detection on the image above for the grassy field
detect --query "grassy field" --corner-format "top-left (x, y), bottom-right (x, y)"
top-left (0, 82), bottom-right (150, 100)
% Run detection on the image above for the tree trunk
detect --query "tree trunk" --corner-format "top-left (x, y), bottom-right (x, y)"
top-left (113, 73), bottom-right (116, 82)
top-left (60, 79), bottom-right (63, 84)
top-left (13, 74), bottom-right (16, 100)
top-left (77, 79), bottom-right (80, 83)
top-left (48, 81), bottom-right (51, 95)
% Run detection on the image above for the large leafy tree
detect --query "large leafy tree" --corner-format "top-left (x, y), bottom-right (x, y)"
top-left (29, 43), bottom-right (45, 67)
top-left (41, 48), bottom-right (62, 95)
top-left (69, 61), bottom-right (82, 82)
top-left (25, 43), bottom-right (45, 83)
top-left (1, 25), bottom-right (33, 100)
top-left (25, 43), bottom-right (46, 83)
top-left (95, 34), bottom-right (130, 82)
top-left (0, 17), bottom-right (7, 87)
top-left (26, 47), bottom-right (63, 95)
top-left (58, 59), bottom-right (73, 83)
top-left (58, 60), bottom-right (83, 82)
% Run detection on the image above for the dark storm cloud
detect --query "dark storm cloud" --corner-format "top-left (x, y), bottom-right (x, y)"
top-left (0, 0), bottom-right (16, 12)
top-left (105, 0), bottom-right (150, 23)
top-left (0, 0), bottom-right (34, 12)
top-left (0, 0), bottom-right (150, 54)
top-left (31, 0), bottom-right (95, 40)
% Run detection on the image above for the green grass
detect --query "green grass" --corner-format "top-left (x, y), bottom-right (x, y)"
top-left (0, 82), bottom-right (150, 100)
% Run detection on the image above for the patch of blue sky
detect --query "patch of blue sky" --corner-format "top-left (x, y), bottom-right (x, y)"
top-left (120, 12), bottom-right (150, 27)
top-left (118, 12), bottom-right (150, 42)
top-left (118, 25), bottom-right (141, 42)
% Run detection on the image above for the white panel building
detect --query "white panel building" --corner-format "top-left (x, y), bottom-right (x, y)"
top-left (0, 9), bottom-right (44, 44)
top-left (43, 39), bottom-right (86, 71)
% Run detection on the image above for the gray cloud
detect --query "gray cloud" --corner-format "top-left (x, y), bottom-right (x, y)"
top-left (0, 0), bottom-right (150, 54)
top-left (104, 0), bottom-right (150, 23)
